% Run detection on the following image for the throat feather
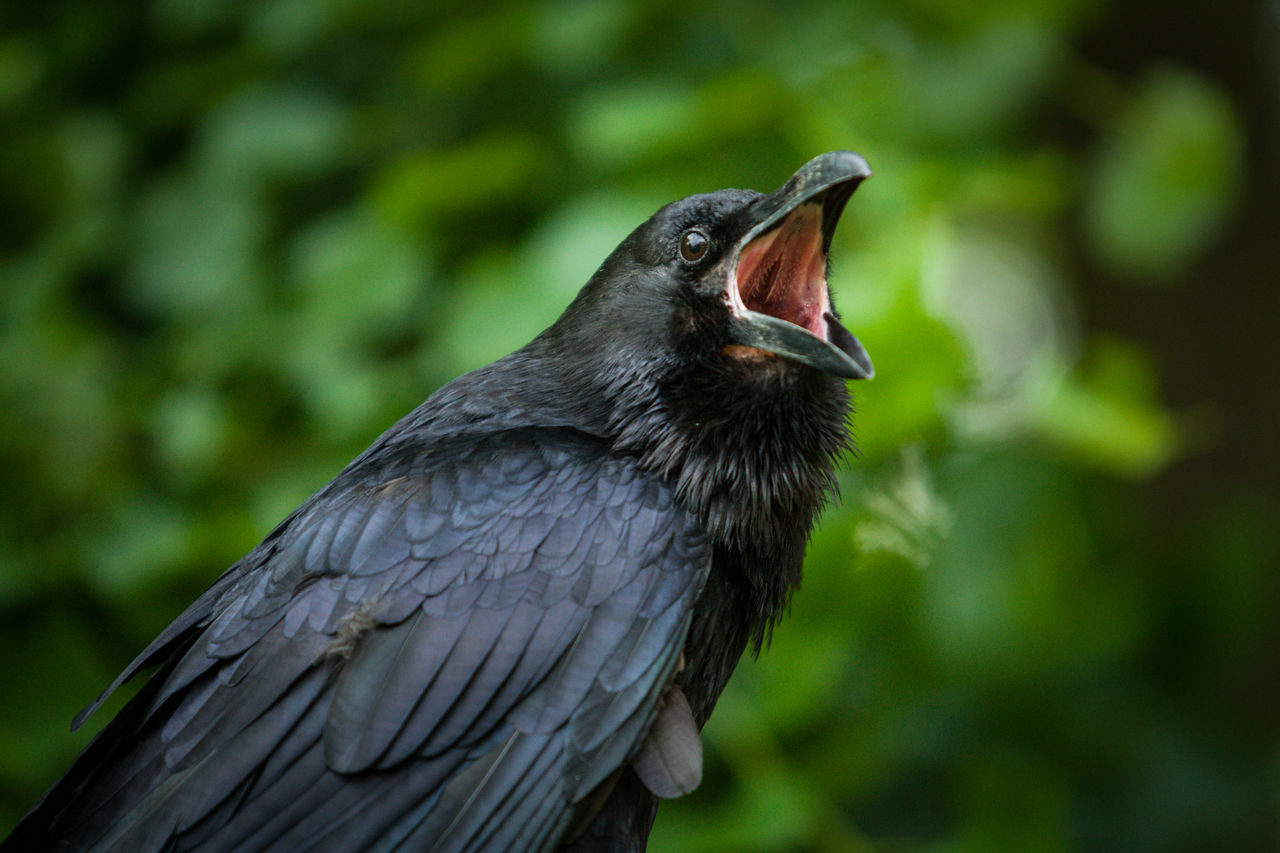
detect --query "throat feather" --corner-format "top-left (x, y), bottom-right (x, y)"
top-left (609, 363), bottom-right (851, 639)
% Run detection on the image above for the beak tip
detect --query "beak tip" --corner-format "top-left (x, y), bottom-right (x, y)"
top-left (805, 150), bottom-right (872, 184)
top-left (842, 358), bottom-right (874, 381)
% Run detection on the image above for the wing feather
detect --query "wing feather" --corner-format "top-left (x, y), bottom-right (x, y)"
top-left (9, 429), bottom-right (710, 851)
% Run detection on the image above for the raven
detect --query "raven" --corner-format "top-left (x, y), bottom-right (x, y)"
top-left (4, 151), bottom-right (874, 852)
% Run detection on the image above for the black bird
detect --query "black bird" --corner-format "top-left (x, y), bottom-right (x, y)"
top-left (4, 151), bottom-right (874, 852)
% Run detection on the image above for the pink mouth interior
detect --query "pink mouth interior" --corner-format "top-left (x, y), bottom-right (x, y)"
top-left (734, 203), bottom-right (830, 338)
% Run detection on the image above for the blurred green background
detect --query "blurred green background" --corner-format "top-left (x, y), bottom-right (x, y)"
top-left (2, 0), bottom-right (1277, 849)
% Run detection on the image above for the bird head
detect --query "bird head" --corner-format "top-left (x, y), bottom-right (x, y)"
top-left (548, 151), bottom-right (873, 395)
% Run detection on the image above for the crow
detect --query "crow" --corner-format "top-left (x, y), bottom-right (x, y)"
top-left (3, 151), bottom-right (874, 852)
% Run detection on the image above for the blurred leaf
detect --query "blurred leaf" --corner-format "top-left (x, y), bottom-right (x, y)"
top-left (855, 446), bottom-right (953, 567)
top-left (924, 221), bottom-right (1071, 395)
top-left (198, 86), bottom-right (349, 183)
top-left (287, 208), bottom-right (431, 344)
top-left (1036, 337), bottom-right (1182, 477)
top-left (248, 0), bottom-right (339, 57)
top-left (1084, 67), bottom-right (1243, 281)
top-left (528, 0), bottom-right (635, 76)
top-left (852, 290), bottom-right (968, 461)
top-left (569, 69), bottom-right (789, 169)
top-left (406, 6), bottom-right (531, 92)
top-left (371, 132), bottom-right (554, 228)
top-left (0, 36), bottom-right (44, 106)
top-left (88, 493), bottom-right (196, 597)
top-left (907, 19), bottom-right (1061, 146)
top-left (430, 190), bottom-right (650, 376)
top-left (955, 748), bottom-right (1072, 853)
top-left (127, 176), bottom-right (267, 320)
top-left (151, 388), bottom-right (230, 486)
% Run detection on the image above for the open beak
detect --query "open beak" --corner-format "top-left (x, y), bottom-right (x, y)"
top-left (725, 151), bottom-right (874, 380)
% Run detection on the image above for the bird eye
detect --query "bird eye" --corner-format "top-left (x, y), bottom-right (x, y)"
top-left (679, 229), bottom-right (709, 263)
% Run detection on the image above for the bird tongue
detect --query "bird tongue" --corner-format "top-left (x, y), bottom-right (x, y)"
top-left (734, 203), bottom-right (830, 340)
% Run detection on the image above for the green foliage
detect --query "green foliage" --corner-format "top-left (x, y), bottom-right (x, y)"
top-left (1, 1), bottom-right (1272, 849)
top-left (1084, 68), bottom-right (1243, 281)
